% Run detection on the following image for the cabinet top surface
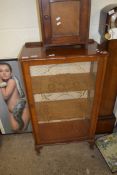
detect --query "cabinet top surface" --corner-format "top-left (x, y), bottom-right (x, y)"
top-left (19, 42), bottom-right (108, 61)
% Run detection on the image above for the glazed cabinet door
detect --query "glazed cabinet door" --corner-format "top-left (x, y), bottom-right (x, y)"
top-left (39, 0), bottom-right (91, 46)
top-left (27, 59), bottom-right (104, 145)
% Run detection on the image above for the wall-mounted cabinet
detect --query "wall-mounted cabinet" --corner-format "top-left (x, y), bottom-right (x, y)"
top-left (38, 0), bottom-right (91, 47)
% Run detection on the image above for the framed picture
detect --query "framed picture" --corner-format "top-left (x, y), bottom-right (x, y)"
top-left (0, 59), bottom-right (32, 134)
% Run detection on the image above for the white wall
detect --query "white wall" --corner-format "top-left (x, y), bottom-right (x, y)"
top-left (0, 0), bottom-right (41, 59)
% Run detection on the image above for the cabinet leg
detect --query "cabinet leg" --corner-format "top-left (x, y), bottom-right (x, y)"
top-left (88, 139), bottom-right (95, 149)
top-left (35, 145), bottom-right (43, 154)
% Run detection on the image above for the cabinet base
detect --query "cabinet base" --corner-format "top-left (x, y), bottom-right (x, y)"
top-left (96, 114), bottom-right (116, 134)
top-left (34, 139), bottom-right (95, 153)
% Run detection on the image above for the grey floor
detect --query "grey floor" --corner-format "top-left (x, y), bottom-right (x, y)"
top-left (0, 133), bottom-right (116, 175)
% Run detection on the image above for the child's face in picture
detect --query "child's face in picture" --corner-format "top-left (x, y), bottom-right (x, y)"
top-left (0, 65), bottom-right (12, 81)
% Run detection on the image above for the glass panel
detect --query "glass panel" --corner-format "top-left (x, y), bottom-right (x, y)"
top-left (30, 61), bottom-right (97, 123)
top-left (50, 0), bottom-right (80, 36)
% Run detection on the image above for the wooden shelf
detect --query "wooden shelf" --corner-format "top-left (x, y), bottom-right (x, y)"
top-left (32, 72), bottom-right (95, 123)
top-left (35, 98), bottom-right (93, 123)
top-left (31, 73), bottom-right (95, 94)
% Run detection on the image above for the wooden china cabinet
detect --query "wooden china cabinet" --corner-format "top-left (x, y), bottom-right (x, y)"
top-left (18, 0), bottom-right (109, 151)
top-left (19, 42), bottom-right (107, 151)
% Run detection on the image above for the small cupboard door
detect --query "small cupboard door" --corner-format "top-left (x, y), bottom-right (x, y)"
top-left (39, 0), bottom-right (91, 46)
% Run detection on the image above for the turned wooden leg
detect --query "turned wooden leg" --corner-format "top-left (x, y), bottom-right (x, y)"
top-left (35, 145), bottom-right (43, 154)
top-left (88, 139), bottom-right (95, 149)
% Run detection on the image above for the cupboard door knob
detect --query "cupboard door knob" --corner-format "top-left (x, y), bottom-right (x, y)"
top-left (44, 15), bottom-right (49, 20)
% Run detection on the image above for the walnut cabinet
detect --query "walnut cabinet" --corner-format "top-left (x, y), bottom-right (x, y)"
top-left (19, 42), bottom-right (107, 151)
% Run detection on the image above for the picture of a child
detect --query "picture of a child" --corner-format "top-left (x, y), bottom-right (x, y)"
top-left (0, 62), bottom-right (30, 132)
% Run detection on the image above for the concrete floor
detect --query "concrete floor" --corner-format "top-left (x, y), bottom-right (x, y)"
top-left (0, 133), bottom-right (116, 175)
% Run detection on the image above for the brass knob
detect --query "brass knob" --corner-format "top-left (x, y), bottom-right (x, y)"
top-left (105, 33), bottom-right (111, 40)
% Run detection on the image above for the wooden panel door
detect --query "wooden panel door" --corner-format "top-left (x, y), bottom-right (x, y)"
top-left (20, 58), bottom-right (107, 148)
top-left (39, 0), bottom-right (91, 46)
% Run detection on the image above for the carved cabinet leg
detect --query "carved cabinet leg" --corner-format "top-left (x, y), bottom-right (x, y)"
top-left (35, 145), bottom-right (43, 154)
top-left (88, 139), bottom-right (95, 149)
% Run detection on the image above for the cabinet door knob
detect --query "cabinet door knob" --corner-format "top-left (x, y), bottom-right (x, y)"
top-left (44, 15), bottom-right (49, 20)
